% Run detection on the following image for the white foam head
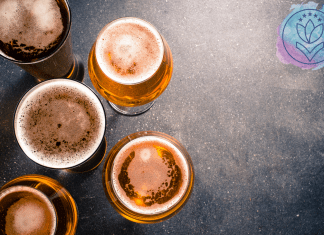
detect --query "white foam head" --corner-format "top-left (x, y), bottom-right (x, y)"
top-left (96, 18), bottom-right (164, 85)
top-left (111, 136), bottom-right (189, 215)
top-left (0, 0), bottom-right (64, 58)
top-left (14, 79), bottom-right (106, 169)
top-left (0, 186), bottom-right (57, 235)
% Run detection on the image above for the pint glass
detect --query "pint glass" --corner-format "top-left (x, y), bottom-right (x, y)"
top-left (102, 131), bottom-right (194, 223)
top-left (0, 174), bottom-right (78, 235)
top-left (88, 17), bottom-right (173, 115)
top-left (0, 0), bottom-right (84, 82)
top-left (14, 79), bottom-right (107, 172)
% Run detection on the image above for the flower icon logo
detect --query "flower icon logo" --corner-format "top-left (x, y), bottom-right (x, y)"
top-left (277, 3), bottom-right (324, 69)
top-left (297, 19), bottom-right (323, 44)
top-left (296, 19), bottom-right (324, 62)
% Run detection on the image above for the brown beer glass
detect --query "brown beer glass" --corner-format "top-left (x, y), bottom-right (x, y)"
top-left (0, 0), bottom-right (84, 82)
top-left (0, 174), bottom-right (78, 235)
top-left (102, 131), bottom-right (194, 223)
top-left (14, 79), bottom-right (107, 173)
top-left (88, 17), bottom-right (173, 115)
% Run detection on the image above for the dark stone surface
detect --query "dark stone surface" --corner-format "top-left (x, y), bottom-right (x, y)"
top-left (1, 0), bottom-right (324, 234)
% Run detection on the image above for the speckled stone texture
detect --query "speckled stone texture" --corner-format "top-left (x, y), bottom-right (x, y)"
top-left (1, 0), bottom-right (324, 234)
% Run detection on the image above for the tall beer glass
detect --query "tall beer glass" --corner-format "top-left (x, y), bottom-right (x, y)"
top-left (88, 17), bottom-right (173, 115)
top-left (102, 131), bottom-right (194, 223)
top-left (0, 0), bottom-right (84, 82)
top-left (0, 174), bottom-right (78, 235)
top-left (14, 79), bottom-right (107, 173)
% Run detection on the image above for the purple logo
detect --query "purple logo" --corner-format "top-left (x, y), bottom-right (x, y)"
top-left (277, 2), bottom-right (324, 69)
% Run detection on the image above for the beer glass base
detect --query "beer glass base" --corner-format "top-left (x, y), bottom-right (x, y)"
top-left (108, 101), bottom-right (155, 116)
top-left (66, 54), bottom-right (85, 82)
top-left (32, 54), bottom-right (84, 83)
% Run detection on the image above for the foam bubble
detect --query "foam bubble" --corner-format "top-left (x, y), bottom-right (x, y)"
top-left (6, 197), bottom-right (47, 234)
top-left (31, 0), bottom-right (60, 32)
top-left (0, 0), bottom-right (19, 37)
top-left (96, 18), bottom-right (164, 84)
top-left (112, 136), bottom-right (189, 215)
top-left (139, 147), bottom-right (155, 162)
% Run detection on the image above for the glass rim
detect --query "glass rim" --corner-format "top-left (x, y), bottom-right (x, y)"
top-left (0, 174), bottom-right (78, 234)
top-left (0, 185), bottom-right (58, 235)
top-left (94, 17), bottom-right (166, 86)
top-left (13, 78), bottom-right (107, 170)
top-left (0, 0), bottom-right (72, 64)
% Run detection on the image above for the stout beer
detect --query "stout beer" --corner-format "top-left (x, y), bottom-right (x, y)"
top-left (103, 131), bottom-right (194, 223)
top-left (14, 79), bottom-right (106, 171)
top-left (88, 17), bottom-right (173, 114)
top-left (0, 175), bottom-right (78, 235)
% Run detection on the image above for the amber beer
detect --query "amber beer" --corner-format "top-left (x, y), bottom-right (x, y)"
top-left (0, 0), bottom-right (83, 82)
top-left (0, 175), bottom-right (78, 235)
top-left (88, 17), bottom-right (173, 115)
top-left (14, 79), bottom-right (106, 172)
top-left (102, 131), bottom-right (194, 223)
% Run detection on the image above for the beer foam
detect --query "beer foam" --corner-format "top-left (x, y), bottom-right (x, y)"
top-left (112, 136), bottom-right (189, 215)
top-left (96, 18), bottom-right (164, 84)
top-left (0, 186), bottom-right (56, 235)
top-left (0, 0), bottom-right (64, 60)
top-left (14, 79), bottom-right (106, 169)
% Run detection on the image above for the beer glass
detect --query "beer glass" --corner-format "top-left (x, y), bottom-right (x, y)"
top-left (14, 79), bottom-right (107, 173)
top-left (102, 131), bottom-right (194, 223)
top-left (88, 17), bottom-right (173, 115)
top-left (0, 0), bottom-right (84, 82)
top-left (0, 174), bottom-right (78, 235)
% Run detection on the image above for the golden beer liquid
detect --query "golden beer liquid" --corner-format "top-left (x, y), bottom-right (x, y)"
top-left (0, 175), bottom-right (78, 235)
top-left (102, 131), bottom-right (194, 223)
top-left (88, 18), bottom-right (173, 107)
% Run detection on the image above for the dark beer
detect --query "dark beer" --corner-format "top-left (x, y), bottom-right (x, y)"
top-left (0, 175), bottom-right (78, 235)
top-left (0, 0), bottom-right (83, 81)
top-left (0, 0), bottom-right (69, 62)
top-left (0, 186), bottom-right (57, 235)
top-left (14, 79), bottom-right (106, 170)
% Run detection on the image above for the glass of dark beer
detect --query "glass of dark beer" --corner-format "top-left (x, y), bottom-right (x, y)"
top-left (0, 174), bottom-right (78, 235)
top-left (102, 131), bottom-right (194, 223)
top-left (88, 17), bottom-right (173, 115)
top-left (0, 0), bottom-right (83, 82)
top-left (14, 79), bottom-right (107, 173)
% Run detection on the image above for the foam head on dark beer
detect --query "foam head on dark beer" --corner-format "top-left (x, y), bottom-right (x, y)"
top-left (0, 0), bottom-right (65, 61)
top-left (96, 18), bottom-right (164, 84)
top-left (0, 186), bottom-right (57, 235)
top-left (14, 79), bottom-right (105, 169)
